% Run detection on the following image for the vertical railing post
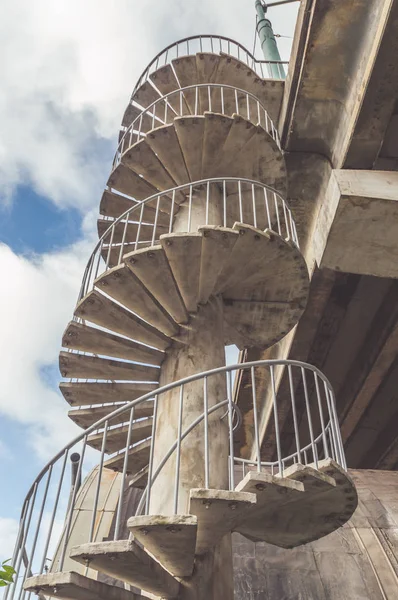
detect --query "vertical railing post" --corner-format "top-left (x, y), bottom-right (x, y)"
top-left (114, 407), bottom-right (135, 540)
top-left (173, 385), bottom-right (184, 515)
top-left (145, 395), bottom-right (159, 514)
top-left (251, 367), bottom-right (261, 472)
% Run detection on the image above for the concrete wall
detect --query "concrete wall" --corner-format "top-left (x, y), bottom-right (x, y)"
top-left (233, 469), bottom-right (398, 599)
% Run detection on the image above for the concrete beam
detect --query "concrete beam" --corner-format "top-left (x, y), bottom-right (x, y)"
top-left (314, 170), bottom-right (398, 278)
top-left (280, 0), bottom-right (397, 167)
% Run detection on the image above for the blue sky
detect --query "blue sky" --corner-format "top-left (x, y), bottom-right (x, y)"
top-left (0, 0), bottom-right (298, 562)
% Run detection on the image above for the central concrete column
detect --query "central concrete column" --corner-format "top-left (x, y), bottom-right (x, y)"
top-left (148, 182), bottom-right (233, 599)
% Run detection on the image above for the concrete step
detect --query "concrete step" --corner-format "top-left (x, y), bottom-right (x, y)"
top-left (87, 418), bottom-right (153, 453)
top-left (145, 124), bottom-right (191, 185)
top-left (198, 226), bottom-right (239, 304)
top-left (75, 290), bottom-right (172, 351)
top-left (100, 189), bottom-right (170, 221)
top-left (68, 401), bottom-right (154, 429)
top-left (173, 116), bottom-right (205, 182)
top-left (59, 352), bottom-right (160, 383)
top-left (131, 80), bottom-right (161, 109)
top-left (235, 460), bottom-right (358, 548)
top-left (60, 382), bottom-right (157, 407)
top-left (97, 217), bottom-right (168, 245)
top-left (149, 64), bottom-right (191, 115)
top-left (24, 571), bottom-right (145, 600)
top-left (161, 232), bottom-right (203, 313)
top-left (107, 164), bottom-right (158, 203)
top-left (127, 514), bottom-right (197, 577)
top-left (104, 438), bottom-right (151, 474)
top-left (171, 56), bottom-right (198, 114)
top-left (128, 465), bottom-right (148, 489)
top-left (214, 114), bottom-right (258, 177)
top-left (122, 139), bottom-right (181, 198)
top-left (95, 265), bottom-right (179, 338)
top-left (196, 52), bottom-right (221, 84)
top-left (70, 539), bottom-right (180, 599)
top-left (62, 321), bottom-right (165, 366)
top-left (125, 245), bottom-right (189, 324)
top-left (189, 488), bottom-right (256, 555)
top-left (201, 112), bottom-right (234, 177)
top-left (122, 101), bottom-right (154, 130)
top-left (216, 54), bottom-right (284, 123)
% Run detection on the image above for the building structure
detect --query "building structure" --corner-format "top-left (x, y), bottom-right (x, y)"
top-left (6, 0), bottom-right (398, 598)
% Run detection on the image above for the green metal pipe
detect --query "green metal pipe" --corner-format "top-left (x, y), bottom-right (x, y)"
top-left (255, 0), bottom-right (285, 79)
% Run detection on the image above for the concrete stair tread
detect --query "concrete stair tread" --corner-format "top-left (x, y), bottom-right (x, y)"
top-left (173, 116), bottom-right (205, 182)
top-left (87, 418), bottom-right (153, 453)
top-left (104, 438), bottom-right (151, 474)
top-left (68, 401), bottom-right (154, 429)
top-left (59, 351), bottom-right (160, 383)
top-left (235, 460), bottom-right (358, 548)
top-left (189, 488), bottom-right (256, 555)
top-left (107, 164), bottom-right (158, 203)
top-left (160, 232), bottom-right (202, 313)
top-left (24, 571), bottom-right (145, 600)
top-left (60, 382), bottom-right (157, 407)
top-left (70, 539), bottom-right (180, 599)
top-left (127, 514), bottom-right (197, 577)
top-left (122, 139), bottom-right (182, 200)
top-left (62, 321), bottom-right (164, 366)
top-left (97, 217), bottom-right (168, 245)
top-left (94, 264), bottom-right (179, 338)
top-left (198, 226), bottom-right (240, 304)
top-left (75, 290), bottom-right (172, 351)
top-left (145, 124), bottom-right (191, 185)
top-left (128, 465), bottom-right (148, 489)
top-left (100, 189), bottom-right (170, 221)
top-left (149, 64), bottom-right (191, 115)
top-left (124, 245), bottom-right (188, 324)
top-left (201, 112), bottom-right (234, 177)
top-left (196, 52), bottom-right (221, 84)
top-left (131, 80), bottom-right (161, 108)
top-left (122, 101), bottom-right (154, 130)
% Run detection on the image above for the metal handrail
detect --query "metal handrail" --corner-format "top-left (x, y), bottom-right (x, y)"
top-left (132, 34), bottom-right (288, 97)
top-left (116, 83), bottom-right (281, 168)
top-left (7, 358), bottom-right (345, 600)
top-left (80, 177), bottom-right (297, 303)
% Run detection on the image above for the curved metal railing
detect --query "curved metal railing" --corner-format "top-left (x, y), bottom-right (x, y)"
top-left (81, 178), bottom-right (298, 302)
top-left (7, 359), bottom-right (344, 600)
top-left (115, 83), bottom-right (281, 170)
top-left (132, 34), bottom-right (288, 96)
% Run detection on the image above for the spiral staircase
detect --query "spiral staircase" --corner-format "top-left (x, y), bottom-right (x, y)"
top-left (7, 35), bottom-right (357, 600)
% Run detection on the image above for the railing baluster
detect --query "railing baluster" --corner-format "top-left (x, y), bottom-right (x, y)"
top-left (223, 179), bottom-right (227, 227)
top-left (238, 179), bottom-right (243, 222)
top-left (264, 187), bottom-right (271, 230)
top-left (39, 451), bottom-right (69, 574)
top-left (301, 367), bottom-right (317, 469)
top-left (174, 385), bottom-right (184, 515)
top-left (88, 421), bottom-right (109, 543)
top-left (288, 365), bottom-right (301, 464)
top-left (274, 192), bottom-right (281, 236)
top-left (114, 406), bottom-right (135, 540)
top-left (314, 373), bottom-right (329, 460)
top-left (251, 367), bottom-right (261, 472)
top-left (59, 438), bottom-right (87, 570)
top-left (227, 371), bottom-right (235, 491)
top-left (134, 203), bottom-right (145, 250)
top-left (169, 189), bottom-right (176, 233)
top-left (152, 196), bottom-right (160, 245)
top-left (118, 216), bottom-right (129, 264)
top-left (145, 395), bottom-right (159, 514)
top-left (270, 366), bottom-right (283, 475)
top-left (187, 185), bottom-right (193, 232)
top-left (251, 184), bottom-right (257, 229)
top-left (204, 377), bottom-right (210, 489)
top-left (205, 181), bottom-right (210, 225)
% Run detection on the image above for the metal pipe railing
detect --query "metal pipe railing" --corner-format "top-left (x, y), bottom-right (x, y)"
top-left (8, 358), bottom-right (345, 600)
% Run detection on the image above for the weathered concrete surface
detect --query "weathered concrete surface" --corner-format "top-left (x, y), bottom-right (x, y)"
top-left (127, 514), bottom-right (198, 577)
top-left (189, 488), bottom-right (256, 555)
top-left (70, 539), bottom-right (179, 599)
top-left (235, 461), bottom-right (357, 549)
top-left (232, 469), bottom-right (398, 600)
top-left (24, 571), bottom-right (144, 600)
top-left (314, 170), bottom-right (398, 278)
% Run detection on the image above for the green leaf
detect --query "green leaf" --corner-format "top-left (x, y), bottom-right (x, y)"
top-left (0, 570), bottom-right (13, 582)
top-left (0, 581), bottom-right (8, 587)
top-left (2, 566), bottom-right (15, 575)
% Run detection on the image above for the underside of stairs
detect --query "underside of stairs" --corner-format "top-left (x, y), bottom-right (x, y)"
top-left (24, 460), bottom-right (357, 600)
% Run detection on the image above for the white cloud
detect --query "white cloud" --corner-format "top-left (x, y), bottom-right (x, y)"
top-left (0, 234), bottom-right (95, 459)
top-left (0, 0), bottom-right (297, 211)
top-left (0, 517), bottom-right (19, 562)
